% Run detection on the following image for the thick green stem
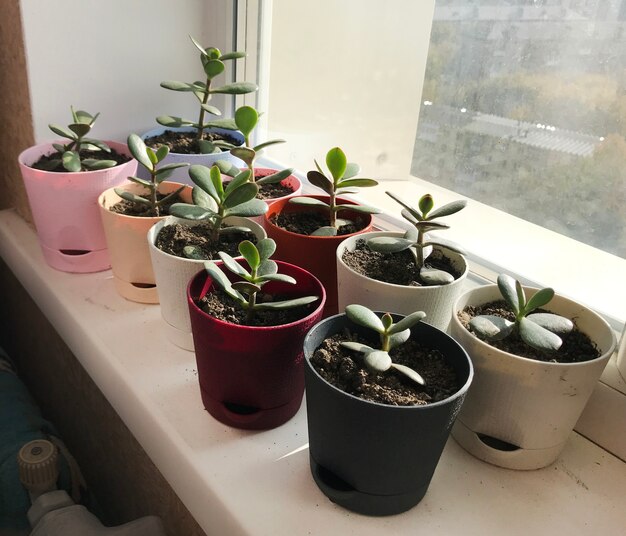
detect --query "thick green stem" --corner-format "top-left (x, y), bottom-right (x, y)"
top-left (196, 77), bottom-right (211, 142)
top-left (329, 190), bottom-right (336, 228)
top-left (245, 292), bottom-right (257, 323)
top-left (416, 229), bottom-right (425, 269)
top-left (151, 168), bottom-right (160, 217)
top-left (381, 332), bottom-right (390, 352)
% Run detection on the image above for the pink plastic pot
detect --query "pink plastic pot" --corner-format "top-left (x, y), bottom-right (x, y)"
top-left (263, 195), bottom-right (375, 317)
top-left (187, 261), bottom-right (326, 430)
top-left (18, 141), bottom-right (137, 273)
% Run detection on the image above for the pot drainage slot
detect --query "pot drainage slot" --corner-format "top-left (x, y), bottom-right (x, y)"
top-left (223, 401), bottom-right (260, 416)
top-left (130, 282), bottom-right (157, 289)
top-left (314, 463), bottom-right (354, 493)
top-left (59, 249), bottom-right (91, 256)
top-left (477, 433), bottom-right (520, 452)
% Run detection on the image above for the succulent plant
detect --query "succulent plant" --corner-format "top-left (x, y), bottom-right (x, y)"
top-left (157, 36), bottom-right (258, 153)
top-left (169, 164), bottom-right (267, 247)
top-left (367, 192), bottom-right (466, 285)
top-left (289, 147), bottom-right (379, 236)
top-left (114, 134), bottom-right (188, 217)
top-left (204, 238), bottom-right (319, 322)
top-left (340, 304), bottom-right (427, 386)
top-left (469, 274), bottom-right (574, 353)
top-left (38, 106), bottom-right (117, 172)
top-left (216, 105), bottom-right (293, 186)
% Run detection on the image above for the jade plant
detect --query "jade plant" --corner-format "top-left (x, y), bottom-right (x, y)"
top-left (216, 105), bottom-right (294, 186)
top-left (38, 107), bottom-right (117, 171)
top-left (469, 274), bottom-right (574, 352)
top-left (169, 164), bottom-right (267, 251)
top-left (157, 36), bottom-right (257, 153)
top-left (114, 134), bottom-right (188, 217)
top-left (203, 238), bottom-right (319, 322)
top-left (367, 192), bottom-right (467, 285)
top-left (340, 304), bottom-right (427, 386)
top-left (289, 147), bottom-right (379, 236)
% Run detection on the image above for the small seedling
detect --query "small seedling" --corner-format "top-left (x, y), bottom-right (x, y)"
top-left (367, 192), bottom-right (466, 285)
top-left (289, 147), bottom-right (379, 236)
top-left (157, 36), bottom-right (258, 153)
top-left (216, 105), bottom-right (293, 186)
top-left (39, 107), bottom-right (117, 172)
top-left (469, 274), bottom-right (574, 352)
top-left (204, 238), bottom-right (319, 322)
top-left (340, 304), bottom-right (427, 386)
top-left (114, 134), bottom-right (188, 217)
top-left (170, 164), bottom-right (267, 247)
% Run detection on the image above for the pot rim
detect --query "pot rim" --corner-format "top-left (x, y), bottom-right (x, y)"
top-left (187, 260), bottom-right (327, 331)
top-left (451, 283), bottom-right (617, 368)
top-left (305, 311), bottom-right (474, 410)
top-left (336, 230), bottom-right (469, 290)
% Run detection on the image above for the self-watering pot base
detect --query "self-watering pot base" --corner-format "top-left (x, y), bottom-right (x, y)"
top-left (199, 386), bottom-right (303, 430)
top-left (451, 419), bottom-right (565, 470)
top-left (164, 321), bottom-right (194, 351)
top-left (310, 456), bottom-right (428, 516)
top-left (40, 244), bottom-right (110, 273)
top-left (113, 276), bottom-right (159, 304)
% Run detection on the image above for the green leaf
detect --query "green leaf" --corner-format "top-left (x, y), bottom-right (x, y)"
top-left (515, 280), bottom-right (526, 313)
top-left (36, 158), bottom-right (61, 171)
top-left (252, 139), bottom-right (285, 152)
top-left (192, 185), bottom-right (218, 211)
top-left (345, 304), bottom-right (384, 333)
top-left (519, 316), bottom-right (563, 352)
top-left (390, 363), bottom-right (425, 386)
top-left (416, 221), bottom-right (450, 233)
top-left (81, 138), bottom-right (111, 152)
top-left (336, 178), bottom-right (378, 189)
top-left (225, 171), bottom-right (252, 195)
top-left (210, 164), bottom-right (225, 198)
top-left (238, 240), bottom-right (260, 270)
top-left (255, 296), bottom-right (318, 310)
top-left (224, 199), bottom-right (267, 218)
top-left (335, 204), bottom-right (379, 214)
top-left (155, 162), bottom-right (189, 177)
top-left (203, 118), bottom-right (238, 130)
top-left (258, 273), bottom-right (296, 284)
top-left (388, 329), bottom-right (411, 350)
top-left (325, 147), bottom-right (347, 182)
top-left (126, 176), bottom-right (152, 188)
top-left (189, 165), bottom-right (220, 201)
top-left (527, 313), bottom-right (574, 335)
top-left (62, 151), bottom-right (81, 172)
top-left (204, 47), bottom-right (221, 60)
top-left (469, 315), bottom-right (515, 341)
top-left (363, 350), bottom-right (392, 372)
top-left (342, 162), bottom-right (360, 179)
top-left (219, 225), bottom-right (251, 235)
top-left (210, 82), bottom-right (258, 95)
top-left (200, 103), bottom-right (222, 116)
top-left (219, 251), bottom-right (251, 278)
top-left (340, 342), bottom-right (375, 354)
top-left (388, 311), bottom-right (426, 334)
top-left (73, 109), bottom-right (94, 124)
top-left (256, 238), bottom-right (276, 261)
top-left (257, 259), bottom-right (278, 276)
top-left (52, 143), bottom-right (66, 153)
top-left (183, 246), bottom-right (207, 260)
top-left (189, 35), bottom-right (208, 56)
top-left (428, 199), bottom-right (467, 220)
top-left (387, 191), bottom-right (423, 222)
top-left (219, 51), bottom-right (247, 60)
top-left (156, 115), bottom-right (194, 128)
top-left (146, 147), bottom-right (158, 165)
top-left (423, 238), bottom-right (466, 256)
top-left (232, 281), bottom-right (262, 295)
top-left (68, 122), bottom-right (91, 138)
top-left (114, 189), bottom-right (150, 206)
top-left (204, 261), bottom-right (238, 297)
top-left (307, 170), bottom-right (333, 195)
top-left (497, 274), bottom-right (520, 315)
top-left (381, 313), bottom-right (393, 331)
top-left (289, 196), bottom-right (329, 208)
top-left (198, 139), bottom-right (219, 154)
top-left (49, 124), bottom-right (77, 140)
top-left (419, 266), bottom-right (455, 285)
top-left (367, 236), bottom-right (414, 254)
top-left (82, 159), bottom-right (117, 170)
top-left (215, 160), bottom-right (240, 177)
top-left (127, 134), bottom-right (152, 170)
top-left (204, 59), bottom-right (225, 79)
top-left (224, 181), bottom-right (258, 209)
top-left (155, 145), bottom-right (169, 162)
top-left (418, 194), bottom-right (434, 217)
top-left (256, 168), bottom-right (292, 185)
top-left (524, 288), bottom-right (555, 315)
top-left (234, 106), bottom-right (258, 138)
top-left (160, 80), bottom-right (201, 92)
top-left (169, 203), bottom-right (214, 220)
top-left (311, 226), bottom-right (338, 236)
top-left (230, 147), bottom-right (256, 167)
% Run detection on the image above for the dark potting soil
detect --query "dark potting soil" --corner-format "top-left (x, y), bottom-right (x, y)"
top-left (271, 211), bottom-right (367, 236)
top-left (341, 238), bottom-right (462, 286)
top-left (144, 130), bottom-right (242, 154)
top-left (458, 300), bottom-right (601, 363)
top-left (198, 288), bottom-right (318, 327)
top-left (310, 333), bottom-right (460, 406)
top-left (32, 148), bottom-right (130, 172)
top-left (255, 173), bottom-right (294, 201)
top-left (109, 191), bottom-right (185, 217)
top-left (155, 223), bottom-right (257, 259)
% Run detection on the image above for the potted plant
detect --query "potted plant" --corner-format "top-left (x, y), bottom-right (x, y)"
top-left (216, 105), bottom-right (302, 206)
top-left (186, 238), bottom-right (326, 430)
top-left (449, 274), bottom-right (617, 470)
top-left (303, 304), bottom-right (473, 516)
top-left (148, 164), bottom-right (268, 350)
top-left (263, 147), bottom-right (379, 316)
top-left (336, 192), bottom-right (468, 331)
top-left (139, 36), bottom-right (258, 183)
top-left (98, 134), bottom-right (191, 303)
top-left (18, 107), bottom-right (137, 273)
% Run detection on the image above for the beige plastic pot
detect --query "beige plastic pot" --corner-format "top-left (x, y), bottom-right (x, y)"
top-left (449, 284), bottom-right (616, 470)
top-left (336, 231), bottom-right (468, 331)
top-left (98, 182), bottom-right (191, 304)
top-left (147, 216), bottom-right (266, 350)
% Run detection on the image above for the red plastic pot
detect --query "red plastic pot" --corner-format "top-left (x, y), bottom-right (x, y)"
top-left (263, 195), bottom-right (374, 317)
top-left (187, 261), bottom-right (326, 430)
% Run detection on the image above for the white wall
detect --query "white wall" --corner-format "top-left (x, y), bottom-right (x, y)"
top-left (20, 0), bottom-right (234, 143)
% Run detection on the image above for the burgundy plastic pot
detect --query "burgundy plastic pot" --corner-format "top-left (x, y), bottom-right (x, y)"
top-left (187, 261), bottom-right (326, 430)
top-left (303, 312), bottom-right (473, 516)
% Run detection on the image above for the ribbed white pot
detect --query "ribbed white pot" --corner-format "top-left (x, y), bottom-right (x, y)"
top-left (148, 216), bottom-right (266, 350)
top-left (449, 284), bottom-right (616, 470)
top-left (336, 231), bottom-right (468, 331)
top-left (616, 327), bottom-right (626, 382)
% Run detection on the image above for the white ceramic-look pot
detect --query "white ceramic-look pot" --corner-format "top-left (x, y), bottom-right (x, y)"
top-left (98, 182), bottom-right (191, 304)
top-left (616, 326), bottom-right (626, 382)
top-left (148, 216), bottom-right (267, 350)
top-left (336, 231), bottom-right (468, 331)
top-left (449, 284), bottom-right (617, 470)
top-left (138, 126), bottom-right (245, 184)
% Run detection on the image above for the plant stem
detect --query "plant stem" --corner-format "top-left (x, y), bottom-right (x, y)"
top-left (416, 228), bottom-right (425, 269)
top-left (196, 78), bottom-right (211, 142)
top-left (329, 190), bottom-right (336, 228)
top-left (381, 332), bottom-right (390, 352)
top-left (246, 292), bottom-right (257, 323)
top-left (151, 168), bottom-right (160, 217)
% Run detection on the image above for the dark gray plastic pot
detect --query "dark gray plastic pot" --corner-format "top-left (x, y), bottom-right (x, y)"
top-left (303, 312), bottom-right (473, 516)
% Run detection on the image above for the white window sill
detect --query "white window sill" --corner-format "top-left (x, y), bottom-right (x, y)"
top-left (1, 207), bottom-right (626, 535)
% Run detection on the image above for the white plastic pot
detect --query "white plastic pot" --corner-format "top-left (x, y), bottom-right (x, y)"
top-left (449, 284), bottom-right (617, 470)
top-left (336, 231), bottom-right (468, 331)
top-left (616, 326), bottom-right (626, 382)
top-left (148, 216), bottom-right (266, 350)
